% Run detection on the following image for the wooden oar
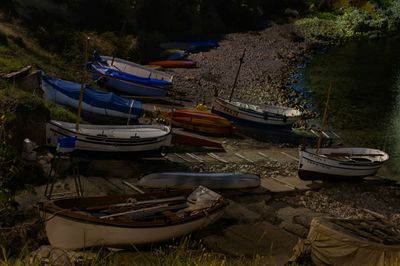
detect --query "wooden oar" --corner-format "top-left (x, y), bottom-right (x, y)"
top-left (99, 202), bottom-right (188, 219)
top-left (83, 196), bottom-right (186, 211)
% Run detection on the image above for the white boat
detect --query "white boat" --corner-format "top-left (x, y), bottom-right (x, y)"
top-left (39, 186), bottom-right (228, 249)
top-left (212, 97), bottom-right (302, 128)
top-left (137, 172), bottom-right (260, 189)
top-left (298, 147), bottom-right (389, 180)
top-left (46, 120), bottom-right (171, 154)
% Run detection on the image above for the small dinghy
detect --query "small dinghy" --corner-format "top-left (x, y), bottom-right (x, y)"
top-left (167, 109), bottom-right (235, 135)
top-left (298, 146), bottom-right (389, 180)
top-left (41, 74), bottom-right (143, 121)
top-left (137, 172), bottom-right (260, 189)
top-left (89, 54), bottom-right (173, 97)
top-left (46, 120), bottom-right (171, 154)
top-left (39, 186), bottom-right (228, 249)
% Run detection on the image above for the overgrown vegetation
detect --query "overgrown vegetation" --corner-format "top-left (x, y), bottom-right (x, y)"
top-left (1, 238), bottom-right (272, 265)
top-left (295, 0), bottom-right (400, 41)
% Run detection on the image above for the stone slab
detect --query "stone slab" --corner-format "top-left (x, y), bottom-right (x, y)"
top-left (202, 222), bottom-right (298, 265)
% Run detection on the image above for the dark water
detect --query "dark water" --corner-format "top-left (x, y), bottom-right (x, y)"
top-left (301, 36), bottom-right (400, 178)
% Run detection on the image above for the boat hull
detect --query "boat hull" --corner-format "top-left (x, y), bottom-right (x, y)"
top-left (138, 172), bottom-right (260, 189)
top-left (212, 97), bottom-right (301, 128)
top-left (148, 60), bottom-right (197, 68)
top-left (44, 209), bottom-right (223, 249)
top-left (298, 147), bottom-right (389, 180)
top-left (46, 120), bottom-right (172, 153)
top-left (40, 189), bottom-right (227, 250)
top-left (42, 75), bottom-right (142, 120)
top-left (90, 56), bottom-right (173, 97)
top-left (169, 109), bottom-right (234, 135)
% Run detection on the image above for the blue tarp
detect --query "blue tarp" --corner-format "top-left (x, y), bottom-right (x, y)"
top-left (89, 64), bottom-right (172, 89)
top-left (42, 74), bottom-right (143, 117)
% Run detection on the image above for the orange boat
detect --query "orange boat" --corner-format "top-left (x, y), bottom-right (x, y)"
top-left (167, 109), bottom-right (234, 135)
top-left (149, 60), bottom-right (197, 68)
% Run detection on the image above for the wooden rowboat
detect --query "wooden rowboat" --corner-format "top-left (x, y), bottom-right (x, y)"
top-left (39, 187), bottom-right (228, 249)
top-left (89, 55), bottom-right (173, 97)
top-left (212, 97), bottom-right (302, 128)
top-left (148, 60), bottom-right (197, 69)
top-left (298, 146), bottom-right (389, 180)
top-left (167, 109), bottom-right (235, 135)
top-left (137, 172), bottom-right (260, 189)
top-left (46, 120), bottom-right (171, 154)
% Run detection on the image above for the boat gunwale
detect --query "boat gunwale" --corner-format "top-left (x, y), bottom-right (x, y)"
top-left (301, 148), bottom-right (389, 165)
top-left (49, 121), bottom-right (171, 142)
top-left (40, 192), bottom-right (228, 228)
top-left (216, 97), bottom-right (302, 117)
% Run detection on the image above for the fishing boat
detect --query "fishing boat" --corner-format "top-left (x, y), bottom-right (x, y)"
top-left (298, 147), bottom-right (389, 180)
top-left (39, 186), bottom-right (228, 249)
top-left (212, 49), bottom-right (302, 128)
top-left (89, 54), bottom-right (173, 97)
top-left (148, 60), bottom-right (197, 69)
top-left (212, 97), bottom-right (302, 128)
top-left (41, 74), bottom-right (143, 121)
top-left (46, 120), bottom-right (172, 154)
top-left (298, 86), bottom-right (389, 180)
top-left (137, 172), bottom-right (260, 189)
top-left (167, 109), bottom-right (235, 135)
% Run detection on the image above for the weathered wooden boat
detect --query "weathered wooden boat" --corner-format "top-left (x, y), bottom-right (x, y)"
top-left (160, 41), bottom-right (218, 51)
top-left (46, 120), bottom-right (171, 154)
top-left (298, 147), bottom-right (389, 180)
top-left (89, 55), bottom-right (173, 97)
top-left (41, 74), bottom-right (143, 120)
top-left (148, 60), bottom-right (197, 69)
top-left (167, 109), bottom-right (235, 135)
top-left (39, 186), bottom-right (228, 249)
top-left (137, 172), bottom-right (260, 189)
top-left (212, 97), bottom-right (302, 128)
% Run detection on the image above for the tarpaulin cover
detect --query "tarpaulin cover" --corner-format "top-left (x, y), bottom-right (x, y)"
top-left (42, 74), bottom-right (142, 117)
top-left (294, 218), bottom-right (400, 266)
top-left (89, 64), bottom-right (171, 88)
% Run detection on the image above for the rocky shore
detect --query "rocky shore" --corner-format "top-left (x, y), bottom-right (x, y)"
top-left (168, 23), bottom-right (311, 110)
top-left (7, 21), bottom-right (400, 265)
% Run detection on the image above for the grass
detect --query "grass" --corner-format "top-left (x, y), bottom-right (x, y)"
top-left (0, 238), bottom-right (274, 266)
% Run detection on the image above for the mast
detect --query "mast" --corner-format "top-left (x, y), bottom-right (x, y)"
top-left (76, 36), bottom-right (90, 131)
top-left (316, 84), bottom-right (332, 154)
top-left (229, 48), bottom-right (246, 102)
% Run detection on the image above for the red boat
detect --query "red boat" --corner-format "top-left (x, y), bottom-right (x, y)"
top-left (149, 60), bottom-right (197, 68)
top-left (167, 109), bottom-right (235, 135)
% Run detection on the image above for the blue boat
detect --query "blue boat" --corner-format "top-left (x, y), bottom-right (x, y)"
top-left (89, 54), bottom-right (173, 97)
top-left (41, 74), bottom-right (143, 120)
top-left (160, 41), bottom-right (218, 51)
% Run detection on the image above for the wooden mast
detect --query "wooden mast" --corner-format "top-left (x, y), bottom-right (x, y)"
top-left (229, 48), bottom-right (246, 102)
top-left (316, 84), bottom-right (332, 154)
top-left (76, 36), bottom-right (90, 131)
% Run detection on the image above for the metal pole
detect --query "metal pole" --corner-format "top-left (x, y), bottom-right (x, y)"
top-left (76, 37), bottom-right (90, 131)
top-left (229, 48), bottom-right (246, 102)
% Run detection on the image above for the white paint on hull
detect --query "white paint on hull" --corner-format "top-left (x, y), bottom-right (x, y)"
top-left (44, 209), bottom-right (223, 250)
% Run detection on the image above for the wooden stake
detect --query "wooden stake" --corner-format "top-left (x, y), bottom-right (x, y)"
top-left (76, 37), bottom-right (90, 131)
top-left (229, 49), bottom-right (246, 102)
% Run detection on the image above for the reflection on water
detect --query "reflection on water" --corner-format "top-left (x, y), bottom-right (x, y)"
top-left (303, 36), bottom-right (400, 178)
